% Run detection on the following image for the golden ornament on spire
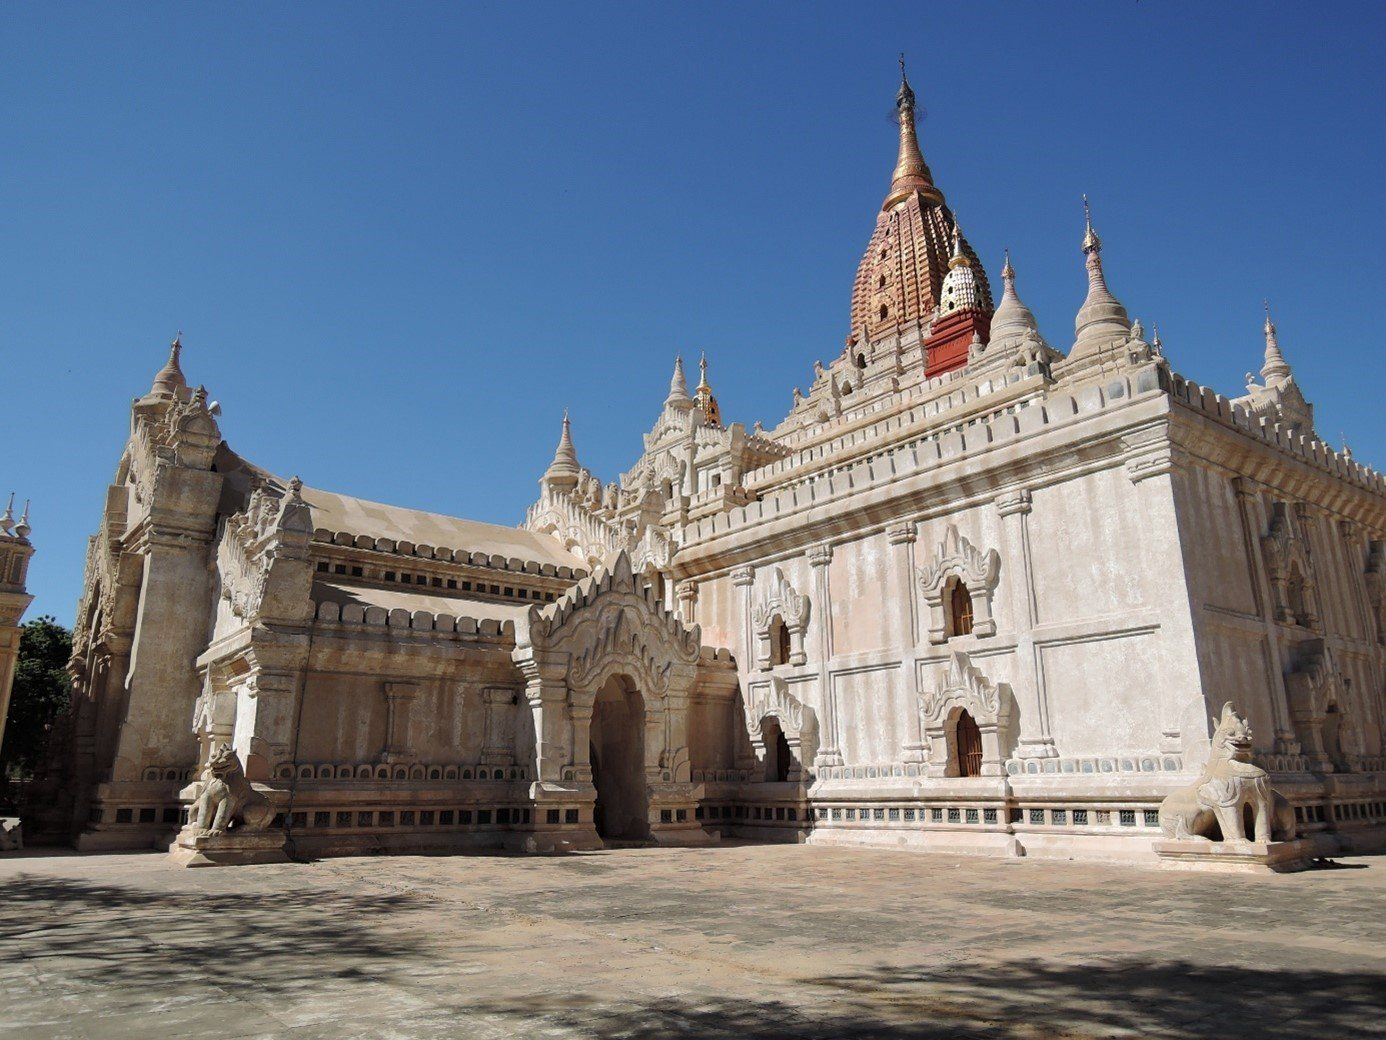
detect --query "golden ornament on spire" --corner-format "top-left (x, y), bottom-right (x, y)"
top-left (883, 56), bottom-right (943, 211)
top-left (694, 352), bottom-right (722, 427)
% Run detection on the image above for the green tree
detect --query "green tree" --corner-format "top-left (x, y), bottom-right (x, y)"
top-left (2, 615), bottom-right (72, 783)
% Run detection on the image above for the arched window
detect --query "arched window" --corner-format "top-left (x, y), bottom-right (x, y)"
top-left (769, 616), bottom-right (791, 666)
top-left (955, 710), bottom-right (983, 778)
top-left (879, 303), bottom-right (889, 321)
top-left (856, 352), bottom-right (867, 369)
top-left (949, 581), bottom-right (974, 638)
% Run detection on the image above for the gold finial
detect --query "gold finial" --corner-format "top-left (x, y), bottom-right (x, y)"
top-left (1263, 299), bottom-right (1275, 336)
top-left (1001, 248), bottom-right (1014, 281)
top-left (883, 57), bottom-right (940, 210)
top-left (947, 224), bottom-right (970, 269)
top-left (1082, 195), bottom-right (1101, 253)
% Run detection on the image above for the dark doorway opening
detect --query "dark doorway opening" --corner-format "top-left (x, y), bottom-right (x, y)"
top-left (590, 676), bottom-right (650, 841)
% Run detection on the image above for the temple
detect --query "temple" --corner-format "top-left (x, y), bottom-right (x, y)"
top-left (25, 67), bottom-right (1386, 868)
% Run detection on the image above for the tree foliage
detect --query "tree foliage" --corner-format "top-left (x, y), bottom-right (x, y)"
top-left (2, 615), bottom-right (72, 782)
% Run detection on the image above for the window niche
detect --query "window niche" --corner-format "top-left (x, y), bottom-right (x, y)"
top-left (751, 567), bottom-right (809, 670)
top-left (918, 524), bottom-right (1000, 644)
top-left (918, 651), bottom-right (1015, 778)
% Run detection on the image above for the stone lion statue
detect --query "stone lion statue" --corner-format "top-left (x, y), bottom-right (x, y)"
top-left (191, 743), bottom-right (273, 835)
top-left (1159, 702), bottom-right (1295, 843)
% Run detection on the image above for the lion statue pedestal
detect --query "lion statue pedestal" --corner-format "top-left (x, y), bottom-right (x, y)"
top-left (1153, 702), bottom-right (1312, 873)
top-left (168, 743), bottom-right (287, 868)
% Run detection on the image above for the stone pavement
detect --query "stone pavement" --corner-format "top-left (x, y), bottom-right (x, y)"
top-left (0, 844), bottom-right (1382, 1039)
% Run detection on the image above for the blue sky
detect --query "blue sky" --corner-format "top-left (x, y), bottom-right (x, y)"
top-left (3, 2), bottom-right (1383, 624)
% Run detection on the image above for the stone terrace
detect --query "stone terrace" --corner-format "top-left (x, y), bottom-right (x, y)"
top-left (1, 845), bottom-right (1382, 1039)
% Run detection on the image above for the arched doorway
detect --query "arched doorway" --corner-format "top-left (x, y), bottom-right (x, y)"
top-left (954, 709), bottom-right (983, 778)
top-left (761, 716), bottom-right (793, 782)
top-left (589, 676), bottom-right (650, 841)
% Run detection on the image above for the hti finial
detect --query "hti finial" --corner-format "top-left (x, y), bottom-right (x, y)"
top-left (1082, 195), bottom-right (1100, 253)
top-left (1001, 248), bottom-right (1014, 280)
top-left (895, 53), bottom-right (915, 109)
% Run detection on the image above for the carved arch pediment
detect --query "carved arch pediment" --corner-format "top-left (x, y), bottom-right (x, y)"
top-left (515, 551), bottom-right (701, 699)
top-left (918, 651), bottom-right (1015, 777)
top-left (917, 525), bottom-right (1001, 643)
top-left (742, 676), bottom-right (816, 782)
top-left (1261, 503), bottom-right (1319, 627)
top-left (749, 567), bottom-right (810, 669)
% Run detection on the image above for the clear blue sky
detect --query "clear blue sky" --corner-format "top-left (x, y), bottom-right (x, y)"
top-left (4, 3), bottom-right (1383, 625)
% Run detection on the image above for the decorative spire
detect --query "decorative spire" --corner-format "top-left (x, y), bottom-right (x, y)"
top-left (151, 331), bottom-right (188, 398)
top-left (1261, 300), bottom-right (1291, 384)
top-left (883, 56), bottom-right (943, 211)
top-left (1082, 194), bottom-right (1100, 253)
top-left (14, 500), bottom-right (30, 540)
top-left (1072, 195), bottom-right (1131, 354)
top-left (541, 411), bottom-right (581, 490)
top-left (0, 493), bottom-right (13, 536)
top-left (938, 225), bottom-right (982, 315)
top-left (694, 352), bottom-right (722, 426)
top-left (947, 225), bottom-right (970, 270)
top-left (665, 355), bottom-right (693, 408)
top-left (987, 250), bottom-right (1043, 346)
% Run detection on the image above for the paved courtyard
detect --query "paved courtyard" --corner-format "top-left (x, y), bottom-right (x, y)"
top-left (1, 844), bottom-right (1382, 1040)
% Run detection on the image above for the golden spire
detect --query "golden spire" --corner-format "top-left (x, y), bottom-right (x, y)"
top-left (883, 56), bottom-right (943, 211)
top-left (947, 224), bottom-right (971, 270)
top-left (1082, 195), bottom-right (1101, 253)
top-left (694, 352), bottom-right (722, 426)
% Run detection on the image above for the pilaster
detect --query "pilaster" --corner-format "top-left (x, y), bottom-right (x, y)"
top-left (808, 542), bottom-right (841, 767)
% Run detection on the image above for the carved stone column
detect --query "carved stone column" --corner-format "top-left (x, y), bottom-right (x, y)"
top-left (808, 542), bottom-right (842, 767)
top-left (996, 489), bottom-right (1055, 759)
top-left (520, 664), bottom-right (569, 784)
top-left (887, 523), bottom-right (928, 765)
top-left (382, 682), bottom-right (418, 761)
top-left (1234, 479), bottom-right (1298, 753)
top-left (885, 522), bottom-right (918, 648)
top-left (567, 697), bottom-right (594, 782)
top-left (232, 670), bottom-right (298, 781)
top-left (731, 566), bottom-right (755, 667)
top-left (480, 685), bottom-right (517, 766)
top-left (675, 580), bottom-right (697, 625)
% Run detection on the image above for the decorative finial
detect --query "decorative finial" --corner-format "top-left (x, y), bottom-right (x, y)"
top-left (1082, 194), bottom-right (1101, 253)
top-left (1001, 248), bottom-right (1014, 281)
top-left (1260, 300), bottom-right (1291, 384)
top-left (15, 500), bottom-right (30, 539)
top-left (0, 493), bottom-right (13, 536)
top-left (542, 409), bottom-right (580, 489)
top-left (947, 223), bottom-right (969, 269)
top-left (1152, 323), bottom-right (1163, 355)
top-left (666, 355), bottom-right (691, 405)
top-left (883, 56), bottom-right (939, 210)
top-left (287, 475), bottom-right (303, 496)
top-left (1341, 433), bottom-right (1353, 460)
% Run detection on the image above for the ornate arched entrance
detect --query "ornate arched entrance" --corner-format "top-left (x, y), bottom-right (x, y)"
top-left (590, 675), bottom-right (649, 840)
top-left (512, 551), bottom-right (715, 851)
